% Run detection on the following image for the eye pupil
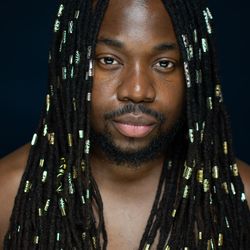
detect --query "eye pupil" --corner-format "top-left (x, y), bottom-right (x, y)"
top-left (105, 57), bottom-right (114, 64)
top-left (160, 61), bottom-right (169, 67)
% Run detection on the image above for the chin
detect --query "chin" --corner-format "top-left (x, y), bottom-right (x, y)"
top-left (90, 129), bottom-right (174, 167)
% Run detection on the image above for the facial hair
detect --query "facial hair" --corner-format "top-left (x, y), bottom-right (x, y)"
top-left (91, 103), bottom-right (184, 168)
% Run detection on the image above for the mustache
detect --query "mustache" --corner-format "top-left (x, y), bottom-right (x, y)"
top-left (104, 103), bottom-right (166, 123)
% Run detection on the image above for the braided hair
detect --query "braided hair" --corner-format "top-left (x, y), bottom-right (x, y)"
top-left (4, 0), bottom-right (250, 249)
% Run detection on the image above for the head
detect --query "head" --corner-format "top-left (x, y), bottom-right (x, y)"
top-left (91, 0), bottom-right (185, 166)
top-left (5, 0), bottom-right (250, 249)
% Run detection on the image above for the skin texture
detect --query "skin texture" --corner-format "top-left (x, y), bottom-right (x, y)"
top-left (0, 0), bottom-right (249, 249)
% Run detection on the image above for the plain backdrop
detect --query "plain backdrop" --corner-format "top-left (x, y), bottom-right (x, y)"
top-left (0, 0), bottom-right (249, 163)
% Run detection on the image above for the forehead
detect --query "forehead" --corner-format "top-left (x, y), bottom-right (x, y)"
top-left (98, 0), bottom-right (177, 44)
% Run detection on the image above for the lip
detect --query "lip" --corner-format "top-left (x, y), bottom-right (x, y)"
top-left (112, 113), bottom-right (158, 138)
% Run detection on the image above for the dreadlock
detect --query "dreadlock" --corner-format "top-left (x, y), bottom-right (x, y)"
top-left (4, 0), bottom-right (250, 249)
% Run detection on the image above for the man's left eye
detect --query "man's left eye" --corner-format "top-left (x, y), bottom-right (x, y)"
top-left (154, 60), bottom-right (175, 71)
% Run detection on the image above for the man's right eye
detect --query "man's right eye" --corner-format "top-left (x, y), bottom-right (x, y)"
top-left (98, 57), bottom-right (119, 65)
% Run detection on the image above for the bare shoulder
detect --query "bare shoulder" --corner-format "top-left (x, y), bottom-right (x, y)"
top-left (0, 144), bottom-right (30, 248)
top-left (237, 159), bottom-right (250, 207)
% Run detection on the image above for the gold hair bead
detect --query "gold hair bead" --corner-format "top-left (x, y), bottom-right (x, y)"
top-left (225, 217), bottom-right (230, 228)
top-left (39, 159), bottom-right (45, 168)
top-left (89, 60), bottom-right (94, 77)
top-left (68, 21), bottom-right (74, 34)
top-left (196, 69), bottom-right (202, 84)
top-left (212, 166), bottom-right (219, 179)
top-left (54, 19), bottom-right (60, 32)
top-left (92, 236), bottom-right (97, 249)
top-left (62, 67), bottom-right (67, 80)
top-left (68, 133), bottom-right (73, 147)
top-left (241, 193), bottom-right (246, 202)
top-left (232, 164), bottom-right (239, 176)
top-left (85, 140), bottom-right (90, 154)
top-left (48, 133), bottom-right (55, 145)
top-left (218, 233), bottom-right (223, 246)
top-left (172, 209), bottom-right (177, 218)
top-left (168, 160), bottom-right (172, 170)
top-left (73, 166), bottom-right (78, 179)
top-left (31, 133), bottom-right (38, 146)
top-left (46, 94), bottom-right (50, 112)
top-left (203, 179), bottom-right (210, 192)
top-left (73, 98), bottom-right (77, 111)
top-left (69, 55), bottom-right (74, 65)
top-left (215, 85), bottom-right (223, 102)
top-left (75, 50), bottom-right (81, 64)
top-left (222, 182), bottom-right (229, 194)
top-left (74, 10), bottom-right (80, 19)
top-left (87, 92), bottom-right (92, 102)
top-left (189, 129), bottom-right (194, 143)
top-left (86, 189), bottom-right (90, 200)
top-left (82, 232), bottom-right (86, 240)
top-left (223, 141), bottom-right (228, 155)
top-left (193, 29), bottom-right (198, 43)
top-left (81, 195), bottom-right (86, 205)
top-left (202, 38), bottom-right (208, 53)
top-left (183, 185), bottom-right (189, 198)
top-left (57, 4), bottom-right (64, 17)
top-left (230, 183), bottom-right (236, 195)
top-left (43, 124), bottom-right (48, 136)
top-left (203, 9), bottom-right (212, 34)
top-left (184, 62), bottom-right (191, 88)
top-left (188, 44), bottom-right (194, 60)
top-left (62, 30), bottom-right (67, 44)
top-left (144, 244), bottom-right (150, 250)
top-left (197, 169), bottom-right (204, 183)
top-left (38, 208), bottom-right (42, 217)
top-left (70, 66), bottom-right (74, 79)
top-left (164, 245), bottom-right (170, 250)
top-left (183, 164), bottom-right (193, 180)
top-left (199, 232), bottom-right (203, 240)
top-left (34, 236), bottom-right (39, 244)
top-left (206, 7), bottom-right (213, 19)
top-left (44, 199), bottom-right (51, 212)
top-left (207, 97), bottom-right (213, 110)
top-left (42, 171), bottom-right (48, 183)
top-left (79, 130), bottom-right (84, 139)
top-left (68, 173), bottom-right (74, 194)
top-left (81, 160), bottom-right (86, 172)
top-left (24, 181), bottom-right (32, 193)
top-left (59, 198), bottom-right (66, 216)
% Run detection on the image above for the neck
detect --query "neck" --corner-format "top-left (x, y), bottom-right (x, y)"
top-left (90, 148), bottom-right (165, 198)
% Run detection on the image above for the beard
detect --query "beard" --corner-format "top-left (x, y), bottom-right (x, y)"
top-left (90, 103), bottom-right (184, 167)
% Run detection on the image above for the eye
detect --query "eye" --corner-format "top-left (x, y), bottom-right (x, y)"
top-left (154, 59), bottom-right (175, 72)
top-left (98, 56), bottom-right (119, 65)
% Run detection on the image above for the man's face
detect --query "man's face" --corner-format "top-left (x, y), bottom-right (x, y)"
top-left (91, 0), bottom-right (185, 165)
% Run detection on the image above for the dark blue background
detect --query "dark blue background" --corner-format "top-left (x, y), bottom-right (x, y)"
top-left (0, 1), bottom-right (249, 163)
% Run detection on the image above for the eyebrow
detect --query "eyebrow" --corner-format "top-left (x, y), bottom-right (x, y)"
top-left (97, 38), bottom-right (178, 52)
top-left (153, 42), bottom-right (178, 52)
top-left (97, 38), bottom-right (124, 49)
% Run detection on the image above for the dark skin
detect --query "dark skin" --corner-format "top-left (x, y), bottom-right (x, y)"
top-left (0, 0), bottom-right (250, 249)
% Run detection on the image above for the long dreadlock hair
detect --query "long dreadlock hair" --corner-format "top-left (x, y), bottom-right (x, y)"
top-left (4, 0), bottom-right (250, 249)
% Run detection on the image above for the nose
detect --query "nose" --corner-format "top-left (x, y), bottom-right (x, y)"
top-left (117, 63), bottom-right (156, 103)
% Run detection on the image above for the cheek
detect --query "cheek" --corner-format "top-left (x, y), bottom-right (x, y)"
top-left (157, 72), bottom-right (185, 128)
top-left (90, 78), bottom-right (116, 132)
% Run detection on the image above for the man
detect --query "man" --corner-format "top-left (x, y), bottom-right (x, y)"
top-left (0, 0), bottom-right (250, 249)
